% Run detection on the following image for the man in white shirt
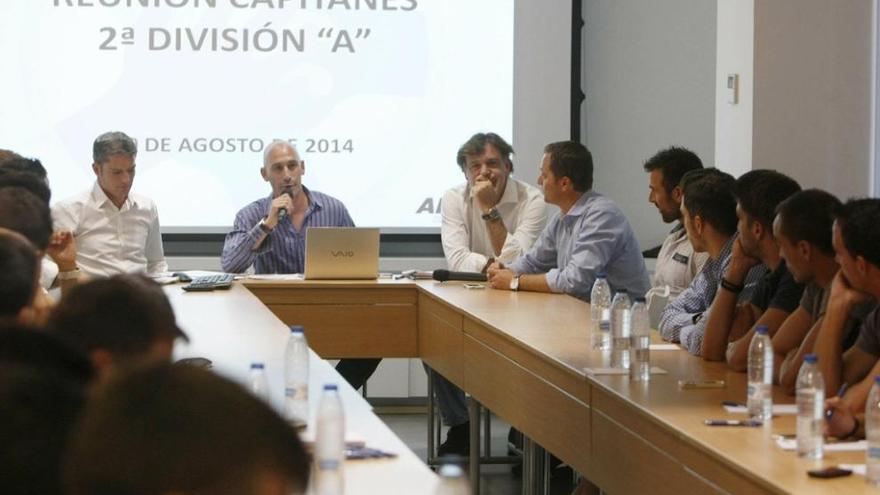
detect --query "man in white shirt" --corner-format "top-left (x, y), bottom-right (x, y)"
top-left (433, 132), bottom-right (546, 456)
top-left (53, 131), bottom-right (168, 278)
top-left (642, 147), bottom-right (709, 322)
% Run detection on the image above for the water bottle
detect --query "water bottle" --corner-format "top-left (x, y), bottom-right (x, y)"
top-left (867, 376), bottom-right (880, 485)
top-left (315, 383), bottom-right (345, 495)
top-left (629, 297), bottom-right (651, 381)
top-left (249, 362), bottom-right (270, 402)
top-left (747, 325), bottom-right (773, 422)
top-left (284, 325), bottom-right (309, 425)
top-left (590, 272), bottom-right (611, 332)
top-left (610, 290), bottom-right (632, 369)
top-left (434, 460), bottom-right (471, 495)
top-left (795, 354), bottom-right (824, 459)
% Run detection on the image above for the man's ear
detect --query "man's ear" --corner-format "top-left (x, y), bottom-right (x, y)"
top-left (692, 214), bottom-right (704, 236)
top-left (560, 176), bottom-right (572, 192)
top-left (856, 255), bottom-right (870, 278)
top-left (670, 185), bottom-right (683, 203)
top-left (797, 240), bottom-right (811, 261)
top-left (92, 163), bottom-right (100, 177)
top-left (301, 161), bottom-right (306, 175)
top-left (260, 166), bottom-right (268, 182)
top-left (752, 219), bottom-right (765, 240)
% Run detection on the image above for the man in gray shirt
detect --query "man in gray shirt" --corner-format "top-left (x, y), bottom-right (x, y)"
top-left (487, 141), bottom-right (650, 300)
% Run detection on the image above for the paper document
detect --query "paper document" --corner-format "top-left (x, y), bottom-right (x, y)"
top-left (724, 404), bottom-right (797, 415)
top-left (840, 464), bottom-right (866, 476)
top-left (775, 437), bottom-right (866, 452)
top-left (584, 367), bottom-right (668, 376)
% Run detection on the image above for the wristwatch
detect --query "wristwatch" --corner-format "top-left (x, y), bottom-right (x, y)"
top-left (509, 275), bottom-right (520, 291)
top-left (57, 267), bottom-right (81, 281)
top-left (481, 207), bottom-right (501, 221)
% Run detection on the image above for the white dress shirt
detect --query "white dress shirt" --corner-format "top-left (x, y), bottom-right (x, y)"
top-left (648, 224), bottom-right (709, 301)
top-left (441, 178), bottom-right (547, 272)
top-left (52, 182), bottom-right (168, 278)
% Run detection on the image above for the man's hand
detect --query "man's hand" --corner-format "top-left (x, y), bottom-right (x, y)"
top-left (265, 193), bottom-right (293, 229)
top-left (824, 396), bottom-right (858, 438)
top-left (46, 231), bottom-right (77, 271)
top-left (828, 271), bottom-right (870, 312)
top-left (487, 266), bottom-right (515, 290)
top-left (472, 178), bottom-right (497, 213)
top-left (726, 237), bottom-right (760, 283)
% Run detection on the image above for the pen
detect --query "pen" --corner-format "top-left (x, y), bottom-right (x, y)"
top-left (704, 419), bottom-right (763, 427)
top-left (825, 382), bottom-right (849, 421)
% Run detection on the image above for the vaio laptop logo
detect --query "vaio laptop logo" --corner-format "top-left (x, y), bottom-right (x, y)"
top-left (331, 250), bottom-right (355, 258)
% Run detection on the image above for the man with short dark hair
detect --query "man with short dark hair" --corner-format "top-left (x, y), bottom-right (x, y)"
top-left (813, 199), bottom-right (880, 435)
top-left (658, 169), bottom-right (766, 355)
top-left (48, 274), bottom-right (188, 375)
top-left (64, 363), bottom-right (310, 495)
top-left (53, 131), bottom-right (168, 278)
top-left (642, 147), bottom-right (708, 306)
top-left (754, 191), bottom-right (868, 392)
top-left (487, 141), bottom-right (650, 300)
top-left (701, 170), bottom-right (803, 362)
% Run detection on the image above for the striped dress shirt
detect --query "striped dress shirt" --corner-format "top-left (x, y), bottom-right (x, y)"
top-left (221, 187), bottom-right (354, 274)
top-left (658, 235), bottom-right (766, 355)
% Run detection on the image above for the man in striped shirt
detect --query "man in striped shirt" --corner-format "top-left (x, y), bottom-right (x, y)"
top-left (221, 140), bottom-right (379, 390)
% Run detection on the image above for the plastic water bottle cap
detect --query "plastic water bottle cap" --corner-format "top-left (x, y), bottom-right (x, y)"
top-left (290, 325), bottom-right (304, 334)
top-left (323, 383), bottom-right (338, 391)
top-left (596, 272), bottom-right (607, 279)
top-left (615, 289), bottom-right (628, 294)
top-left (875, 375), bottom-right (880, 385)
top-left (755, 325), bottom-right (769, 335)
top-left (250, 362), bottom-right (265, 369)
top-left (438, 464), bottom-right (465, 478)
top-left (634, 296), bottom-right (646, 303)
top-left (804, 354), bottom-right (818, 364)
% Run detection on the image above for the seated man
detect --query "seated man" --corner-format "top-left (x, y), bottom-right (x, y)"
top-left (701, 170), bottom-right (803, 362)
top-left (642, 147), bottom-right (708, 310)
top-left (47, 274), bottom-right (188, 377)
top-left (53, 131), bottom-right (168, 278)
top-left (488, 141), bottom-right (650, 299)
top-left (221, 140), bottom-right (376, 390)
top-left (65, 363), bottom-right (310, 495)
top-left (658, 169), bottom-right (765, 355)
top-left (814, 199), bottom-right (880, 422)
top-left (0, 229), bottom-right (41, 325)
top-left (754, 191), bottom-right (866, 391)
top-left (434, 132), bottom-right (546, 455)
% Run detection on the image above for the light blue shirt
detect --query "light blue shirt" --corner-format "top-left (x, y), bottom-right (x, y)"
top-left (507, 190), bottom-right (651, 302)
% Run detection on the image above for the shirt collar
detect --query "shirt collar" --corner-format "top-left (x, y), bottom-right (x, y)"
top-left (90, 181), bottom-right (136, 209)
top-left (670, 222), bottom-right (685, 234)
top-left (565, 190), bottom-right (597, 217)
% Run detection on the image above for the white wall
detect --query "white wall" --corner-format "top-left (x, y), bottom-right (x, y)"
top-left (752, 0), bottom-right (873, 198)
top-left (714, 0), bottom-right (754, 178)
top-left (581, 0), bottom-right (717, 251)
top-left (512, 0), bottom-right (572, 186)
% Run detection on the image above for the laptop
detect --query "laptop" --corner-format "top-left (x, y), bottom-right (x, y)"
top-left (304, 227), bottom-right (380, 280)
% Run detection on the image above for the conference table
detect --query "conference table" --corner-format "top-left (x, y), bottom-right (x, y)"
top-left (165, 283), bottom-right (440, 494)
top-left (174, 277), bottom-right (875, 494)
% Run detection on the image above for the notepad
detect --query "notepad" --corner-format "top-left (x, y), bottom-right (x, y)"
top-left (840, 463), bottom-right (867, 476)
top-left (584, 367), bottom-right (668, 376)
top-left (248, 273), bottom-right (305, 280)
top-left (724, 404), bottom-right (797, 415)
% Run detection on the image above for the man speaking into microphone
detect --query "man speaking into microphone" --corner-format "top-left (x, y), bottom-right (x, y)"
top-left (221, 140), bottom-right (379, 391)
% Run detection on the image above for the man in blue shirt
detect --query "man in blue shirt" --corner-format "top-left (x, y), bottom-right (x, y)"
top-left (221, 140), bottom-right (379, 390)
top-left (487, 141), bottom-right (650, 300)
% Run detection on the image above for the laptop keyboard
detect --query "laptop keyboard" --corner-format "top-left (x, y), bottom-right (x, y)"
top-left (182, 274), bottom-right (235, 292)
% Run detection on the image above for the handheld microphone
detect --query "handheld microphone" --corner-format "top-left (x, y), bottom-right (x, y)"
top-left (277, 187), bottom-right (293, 219)
top-left (432, 269), bottom-right (487, 282)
